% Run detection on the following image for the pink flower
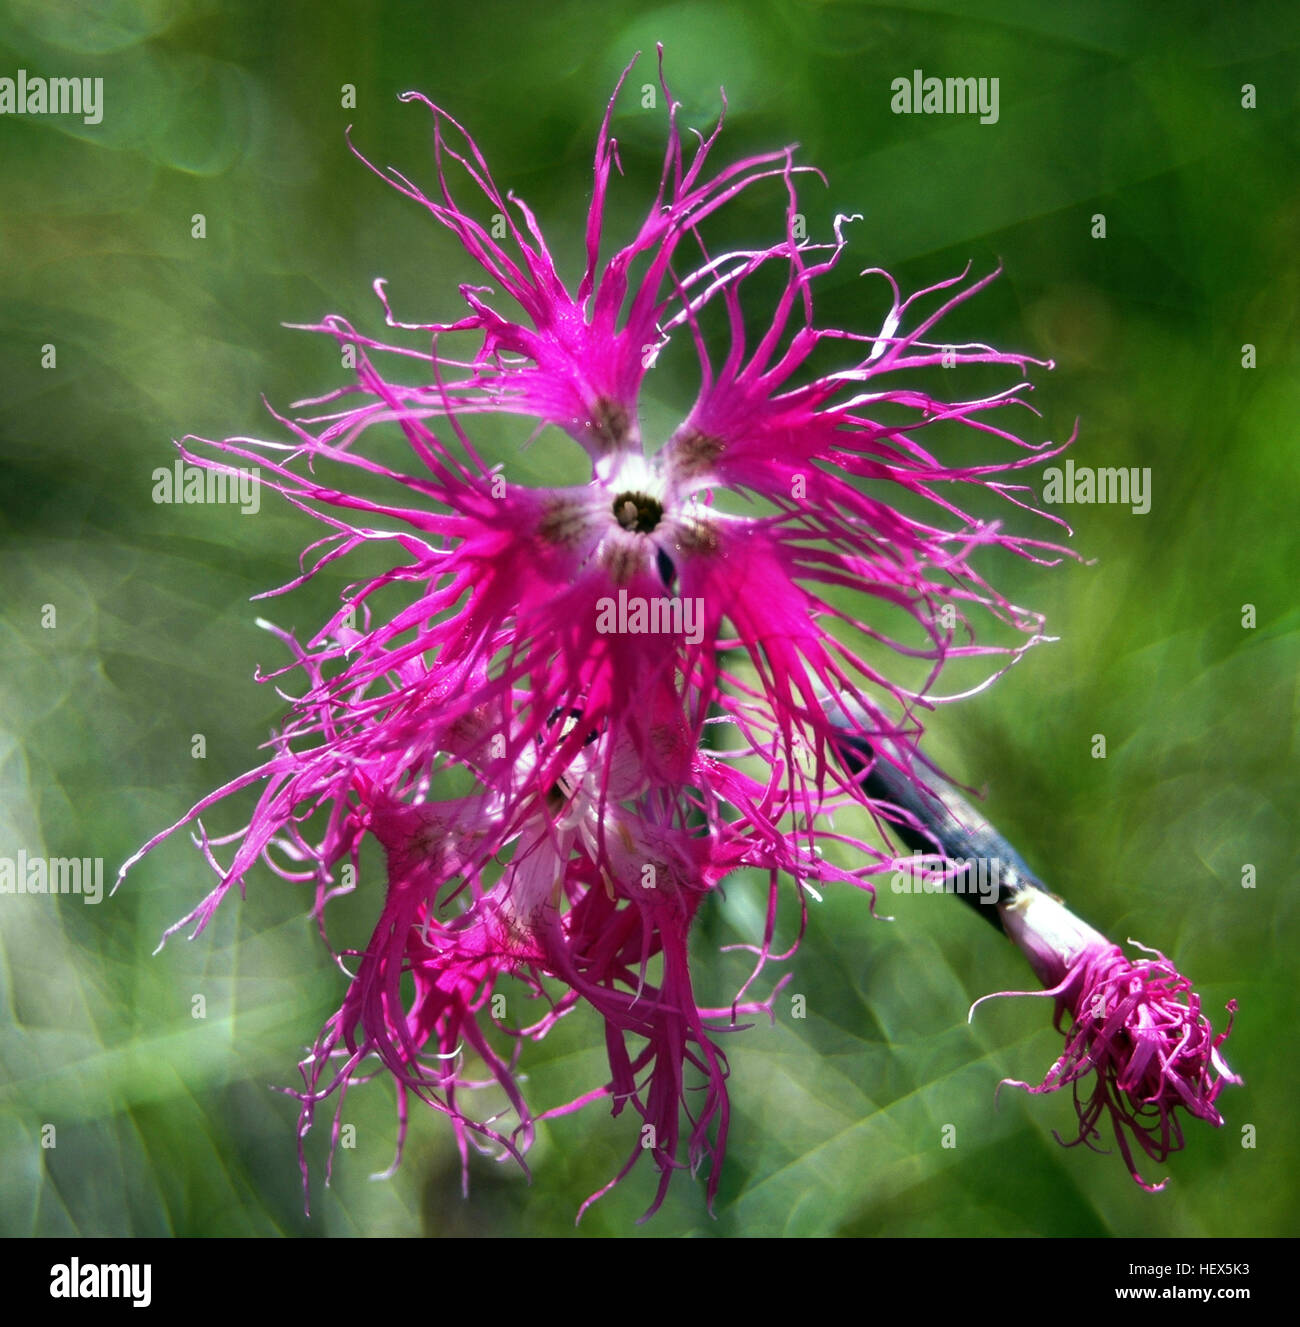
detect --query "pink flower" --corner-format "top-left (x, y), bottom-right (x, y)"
top-left (974, 888), bottom-right (1241, 1190)
top-left (257, 45), bottom-right (1072, 801)
top-left (122, 48), bottom-right (1073, 1218)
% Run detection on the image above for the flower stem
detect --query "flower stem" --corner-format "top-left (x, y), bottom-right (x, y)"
top-left (829, 718), bottom-right (1050, 931)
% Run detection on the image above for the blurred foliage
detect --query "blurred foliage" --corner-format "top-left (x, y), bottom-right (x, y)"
top-left (1, 0), bottom-right (1297, 1237)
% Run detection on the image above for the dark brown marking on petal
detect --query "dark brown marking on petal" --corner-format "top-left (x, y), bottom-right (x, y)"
top-left (585, 397), bottom-right (631, 452)
top-left (673, 512), bottom-right (720, 557)
top-left (537, 498), bottom-right (588, 547)
top-left (669, 427), bottom-right (724, 480)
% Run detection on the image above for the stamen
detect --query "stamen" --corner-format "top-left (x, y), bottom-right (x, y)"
top-left (611, 490), bottom-right (664, 534)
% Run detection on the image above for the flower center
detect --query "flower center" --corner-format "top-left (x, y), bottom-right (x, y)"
top-left (611, 490), bottom-right (663, 534)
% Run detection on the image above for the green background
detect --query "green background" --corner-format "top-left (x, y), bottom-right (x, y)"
top-left (1, 0), bottom-right (1296, 1237)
